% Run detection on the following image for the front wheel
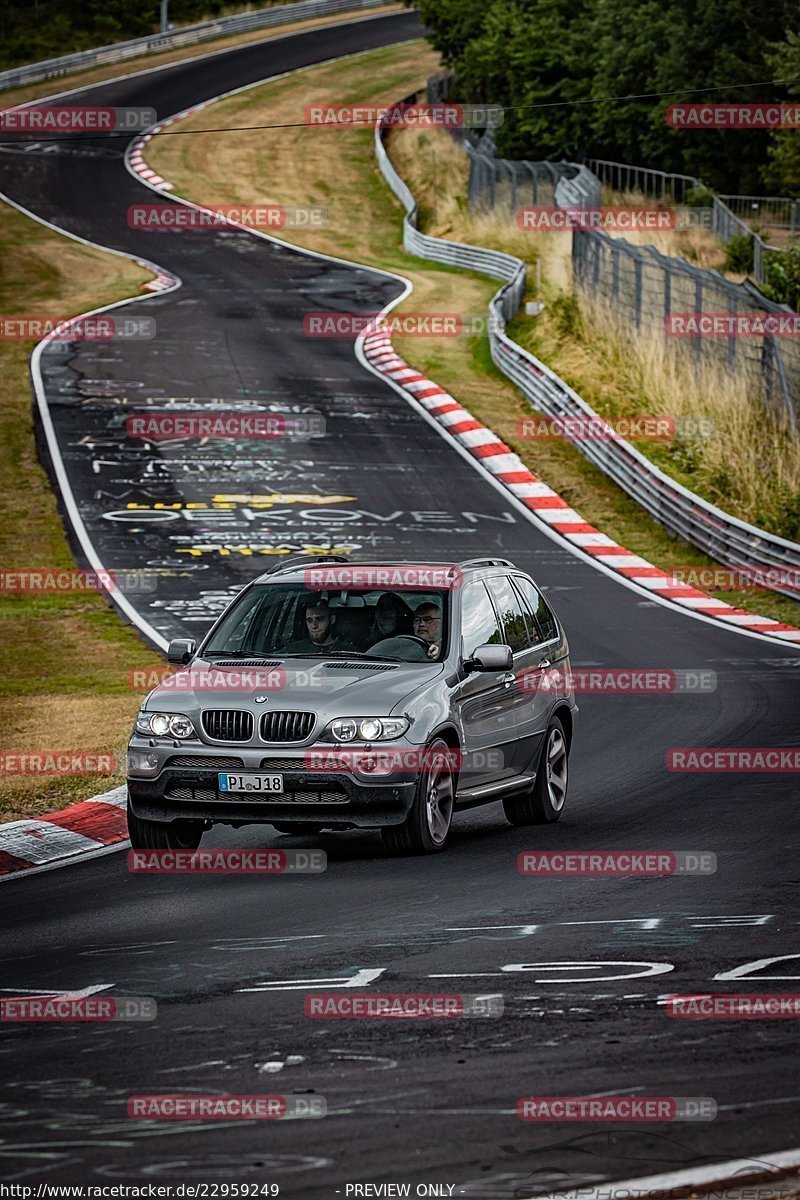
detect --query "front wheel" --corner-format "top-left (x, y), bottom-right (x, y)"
top-left (127, 801), bottom-right (204, 850)
top-left (503, 715), bottom-right (569, 825)
top-left (381, 737), bottom-right (455, 855)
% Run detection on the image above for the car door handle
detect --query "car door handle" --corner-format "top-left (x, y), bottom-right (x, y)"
top-left (499, 672), bottom-right (516, 687)
top-left (538, 659), bottom-right (552, 670)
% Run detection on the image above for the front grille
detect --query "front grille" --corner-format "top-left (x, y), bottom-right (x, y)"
top-left (323, 662), bottom-right (396, 672)
top-left (166, 755), bottom-right (244, 770)
top-left (202, 710), bottom-right (254, 742)
top-left (165, 784), bottom-right (348, 804)
top-left (166, 786), bottom-right (218, 801)
top-left (259, 757), bottom-right (306, 770)
top-left (259, 711), bottom-right (315, 743)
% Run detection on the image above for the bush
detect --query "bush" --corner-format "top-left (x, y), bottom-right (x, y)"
top-left (723, 232), bottom-right (755, 274)
top-left (760, 247), bottom-right (800, 310)
top-left (685, 184), bottom-right (715, 208)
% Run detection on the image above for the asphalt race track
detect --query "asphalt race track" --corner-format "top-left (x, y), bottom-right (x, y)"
top-left (1, 12), bottom-right (799, 1195)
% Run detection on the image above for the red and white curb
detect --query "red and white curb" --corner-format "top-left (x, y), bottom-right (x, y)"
top-left (0, 785), bottom-right (127, 878)
top-left (362, 329), bottom-right (800, 644)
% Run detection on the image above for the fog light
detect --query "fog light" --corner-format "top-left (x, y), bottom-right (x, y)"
top-left (127, 751), bottom-right (160, 774)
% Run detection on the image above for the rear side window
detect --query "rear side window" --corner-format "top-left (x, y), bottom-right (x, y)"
top-left (461, 581), bottom-right (502, 658)
top-left (486, 575), bottom-right (529, 653)
top-left (513, 576), bottom-right (559, 644)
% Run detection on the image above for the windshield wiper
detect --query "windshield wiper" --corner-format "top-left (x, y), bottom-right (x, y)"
top-left (323, 651), bottom-right (404, 663)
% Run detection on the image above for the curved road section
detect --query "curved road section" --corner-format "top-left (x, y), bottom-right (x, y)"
top-left (1, 13), bottom-right (799, 1195)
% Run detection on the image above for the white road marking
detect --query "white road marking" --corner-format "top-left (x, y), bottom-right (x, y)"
top-left (236, 967), bottom-right (386, 992)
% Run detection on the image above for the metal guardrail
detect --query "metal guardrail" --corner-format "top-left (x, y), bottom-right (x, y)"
top-left (0, 0), bottom-right (393, 91)
top-left (374, 99), bottom-right (800, 599)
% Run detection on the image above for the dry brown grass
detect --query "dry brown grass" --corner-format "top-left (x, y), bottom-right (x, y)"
top-left (384, 129), bottom-right (800, 537)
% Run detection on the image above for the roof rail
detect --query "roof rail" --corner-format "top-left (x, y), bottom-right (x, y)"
top-left (263, 554), bottom-right (350, 576)
top-left (457, 558), bottom-right (516, 570)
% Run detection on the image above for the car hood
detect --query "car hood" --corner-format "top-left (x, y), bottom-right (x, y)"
top-left (144, 656), bottom-right (445, 716)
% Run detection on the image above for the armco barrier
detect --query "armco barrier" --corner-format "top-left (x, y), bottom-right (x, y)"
top-left (374, 98), bottom-right (800, 601)
top-left (0, 0), bottom-right (394, 91)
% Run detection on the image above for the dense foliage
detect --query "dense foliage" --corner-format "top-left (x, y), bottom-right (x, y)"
top-left (0, 1), bottom-right (237, 69)
top-left (413, 0), bottom-right (800, 194)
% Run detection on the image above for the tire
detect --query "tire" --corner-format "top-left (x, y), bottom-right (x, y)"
top-left (503, 715), bottom-right (569, 825)
top-left (381, 737), bottom-right (456, 855)
top-left (271, 823), bottom-right (324, 834)
top-left (127, 801), bottom-right (204, 850)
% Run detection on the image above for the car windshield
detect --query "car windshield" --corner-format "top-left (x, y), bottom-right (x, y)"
top-left (203, 583), bottom-right (450, 663)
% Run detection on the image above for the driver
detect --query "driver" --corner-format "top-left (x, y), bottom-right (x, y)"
top-left (412, 602), bottom-right (442, 659)
top-left (285, 599), bottom-right (356, 655)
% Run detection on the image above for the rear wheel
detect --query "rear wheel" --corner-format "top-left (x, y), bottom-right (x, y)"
top-left (503, 715), bottom-right (569, 825)
top-left (271, 823), bottom-right (324, 834)
top-left (127, 801), bottom-right (204, 850)
top-left (381, 737), bottom-right (455, 855)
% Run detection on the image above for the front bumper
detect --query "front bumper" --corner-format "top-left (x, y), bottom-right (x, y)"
top-left (126, 745), bottom-right (417, 828)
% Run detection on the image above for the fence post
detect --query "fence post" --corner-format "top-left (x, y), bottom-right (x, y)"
top-left (694, 277), bottom-right (703, 367)
top-left (634, 253), bottom-right (643, 330)
top-left (663, 259), bottom-right (671, 331)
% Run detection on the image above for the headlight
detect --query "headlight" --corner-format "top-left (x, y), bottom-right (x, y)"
top-left (135, 711), bottom-right (196, 739)
top-left (326, 716), bottom-right (410, 742)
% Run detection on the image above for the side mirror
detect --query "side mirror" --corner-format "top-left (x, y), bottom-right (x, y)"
top-left (466, 643), bottom-right (513, 673)
top-left (167, 638), bottom-right (196, 665)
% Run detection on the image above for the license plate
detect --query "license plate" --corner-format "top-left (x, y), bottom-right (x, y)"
top-left (218, 773), bottom-right (283, 794)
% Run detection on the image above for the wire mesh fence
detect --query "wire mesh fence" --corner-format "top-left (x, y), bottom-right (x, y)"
top-left (572, 230), bottom-right (799, 430)
top-left (461, 134), bottom-right (799, 428)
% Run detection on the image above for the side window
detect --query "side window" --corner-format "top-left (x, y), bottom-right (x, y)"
top-left (486, 575), bottom-right (529, 653)
top-left (513, 576), bottom-right (559, 644)
top-left (460, 581), bottom-right (502, 658)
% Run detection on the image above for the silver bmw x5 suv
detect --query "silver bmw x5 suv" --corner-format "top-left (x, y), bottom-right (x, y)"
top-left (126, 555), bottom-right (577, 855)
